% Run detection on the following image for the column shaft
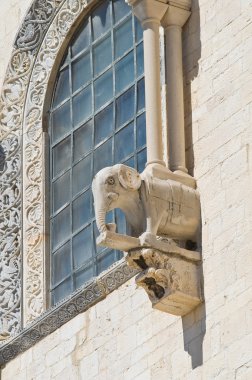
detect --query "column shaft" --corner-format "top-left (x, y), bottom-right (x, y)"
top-left (143, 19), bottom-right (164, 165)
top-left (165, 24), bottom-right (187, 172)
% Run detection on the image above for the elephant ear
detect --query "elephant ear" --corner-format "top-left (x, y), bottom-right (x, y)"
top-left (118, 164), bottom-right (141, 191)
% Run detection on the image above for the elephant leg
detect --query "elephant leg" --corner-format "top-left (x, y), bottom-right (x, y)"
top-left (139, 213), bottom-right (163, 247)
top-left (146, 216), bottom-right (159, 235)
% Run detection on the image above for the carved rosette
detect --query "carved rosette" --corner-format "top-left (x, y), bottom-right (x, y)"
top-left (0, 0), bottom-right (93, 336)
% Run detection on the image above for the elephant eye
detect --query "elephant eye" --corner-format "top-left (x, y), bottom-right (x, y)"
top-left (106, 176), bottom-right (115, 185)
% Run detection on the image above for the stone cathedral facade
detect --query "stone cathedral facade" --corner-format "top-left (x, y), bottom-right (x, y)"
top-left (0, 0), bottom-right (252, 379)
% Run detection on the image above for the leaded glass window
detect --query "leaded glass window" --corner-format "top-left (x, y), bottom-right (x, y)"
top-left (49, 0), bottom-right (146, 304)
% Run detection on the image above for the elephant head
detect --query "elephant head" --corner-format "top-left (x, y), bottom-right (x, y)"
top-left (92, 164), bottom-right (144, 235)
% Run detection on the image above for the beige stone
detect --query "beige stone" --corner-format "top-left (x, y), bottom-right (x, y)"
top-left (1, 0), bottom-right (252, 378)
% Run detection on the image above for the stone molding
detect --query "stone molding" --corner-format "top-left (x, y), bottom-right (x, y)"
top-left (0, 260), bottom-right (137, 366)
top-left (0, 0), bottom-right (64, 338)
top-left (0, 0), bottom-right (102, 337)
top-left (22, 0), bottom-right (94, 326)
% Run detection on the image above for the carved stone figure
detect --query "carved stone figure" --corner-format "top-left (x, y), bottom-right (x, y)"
top-left (92, 163), bottom-right (200, 242)
top-left (92, 163), bottom-right (203, 316)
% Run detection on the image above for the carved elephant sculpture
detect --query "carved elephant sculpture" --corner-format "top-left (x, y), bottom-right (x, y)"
top-left (92, 164), bottom-right (200, 241)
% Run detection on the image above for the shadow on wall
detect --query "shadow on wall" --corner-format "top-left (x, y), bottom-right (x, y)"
top-left (0, 145), bottom-right (6, 172)
top-left (182, 265), bottom-right (206, 369)
top-left (182, 0), bottom-right (206, 370)
top-left (183, 0), bottom-right (201, 177)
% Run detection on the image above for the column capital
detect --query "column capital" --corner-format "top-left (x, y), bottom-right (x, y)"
top-left (126, 0), bottom-right (168, 24)
top-left (162, 3), bottom-right (191, 28)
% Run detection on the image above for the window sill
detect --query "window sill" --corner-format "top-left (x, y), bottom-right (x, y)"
top-left (0, 259), bottom-right (138, 366)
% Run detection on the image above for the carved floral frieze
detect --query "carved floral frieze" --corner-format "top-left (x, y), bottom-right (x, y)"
top-left (0, 261), bottom-right (137, 363)
top-left (0, 0), bottom-right (95, 336)
top-left (23, 0), bottom-right (90, 325)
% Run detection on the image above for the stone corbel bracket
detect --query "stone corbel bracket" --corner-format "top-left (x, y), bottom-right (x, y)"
top-left (98, 231), bottom-right (202, 316)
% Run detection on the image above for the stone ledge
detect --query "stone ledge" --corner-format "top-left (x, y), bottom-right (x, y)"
top-left (0, 259), bottom-right (138, 366)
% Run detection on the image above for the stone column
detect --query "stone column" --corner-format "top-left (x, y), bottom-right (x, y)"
top-left (162, 4), bottom-right (191, 174)
top-left (127, 0), bottom-right (168, 166)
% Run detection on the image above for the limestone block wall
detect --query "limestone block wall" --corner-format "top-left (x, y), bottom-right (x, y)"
top-left (1, 0), bottom-right (252, 379)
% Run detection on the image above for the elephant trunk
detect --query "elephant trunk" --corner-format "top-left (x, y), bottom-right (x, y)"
top-left (94, 204), bottom-right (108, 234)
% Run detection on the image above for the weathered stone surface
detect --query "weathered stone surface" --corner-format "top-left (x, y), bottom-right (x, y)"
top-left (92, 162), bottom-right (202, 315)
top-left (92, 163), bottom-right (200, 240)
top-left (126, 248), bottom-right (202, 316)
top-left (0, 260), bottom-right (137, 366)
top-left (1, 0), bottom-right (252, 378)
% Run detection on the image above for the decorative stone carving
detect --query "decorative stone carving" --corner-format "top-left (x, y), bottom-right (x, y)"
top-left (22, 0), bottom-right (90, 324)
top-left (0, 0), bottom-right (94, 337)
top-left (126, 248), bottom-right (201, 315)
top-left (0, 0), bottom-right (65, 338)
top-left (0, 260), bottom-right (137, 364)
top-left (92, 163), bottom-right (202, 315)
top-left (92, 163), bottom-right (200, 239)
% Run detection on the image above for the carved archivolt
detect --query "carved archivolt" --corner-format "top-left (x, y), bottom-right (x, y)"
top-left (0, 0), bottom-right (97, 336)
top-left (23, 0), bottom-right (92, 326)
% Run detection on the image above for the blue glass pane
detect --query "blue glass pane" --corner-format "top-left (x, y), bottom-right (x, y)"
top-left (114, 122), bottom-right (134, 162)
top-left (72, 52), bottom-right (91, 93)
top-left (91, 193), bottom-right (95, 219)
top-left (73, 85), bottom-right (92, 127)
top-left (51, 206), bottom-right (71, 250)
top-left (72, 19), bottom-right (90, 57)
top-left (113, 0), bottom-right (130, 23)
top-left (94, 223), bottom-right (104, 254)
top-left (123, 156), bottom-right (134, 168)
top-left (52, 101), bottom-right (71, 144)
top-left (137, 78), bottom-right (145, 112)
top-left (61, 51), bottom-right (70, 67)
top-left (53, 171), bottom-right (70, 213)
top-left (93, 138), bottom-right (112, 175)
top-left (53, 277), bottom-right (72, 304)
top-left (52, 136), bottom-right (71, 178)
top-left (52, 242), bottom-right (71, 285)
top-left (115, 51), bottom-right (134, 94)
top-left (73, 120), bottom-right (93, 162)
top-left (97, 250), bottom-right (115, 274)
top-left (115, 208), bottom-right (126, 234)
top-left (92, 1), bottom-right (111, 41)
top-left (105, 210), bottom-right (114, 226)
top-left (136, 43), bottom-right (144, 77)
top-left (94, 69), bottom-right (113, 111)
top-left (137, 148), bottom-right (147, 172)
top-left (116, 86), bottom-right (134, 128)
top-left (53, 68), bottom-right (70, 107)
top-left (95, 104), bottom-right (113, 145)
top-left (135, 16), bottom-right (143, 43)
top-left (72, 190), bottom-right (92, 232)
top-left (72, 154), bottom-right (92, 196)
top-left (93, 35), bottom-right (112, 76)
top-left (114, 18), bottom-right (133, 59)
top-left (136, 112), bottom-right (146, 148)
top-left (73, 225), bottom-right (93, 269)
top-left (74, 266), bottom-right (93, 289)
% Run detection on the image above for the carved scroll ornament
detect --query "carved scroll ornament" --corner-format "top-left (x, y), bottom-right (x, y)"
top-left (0, 0), bottom-right (93, 338)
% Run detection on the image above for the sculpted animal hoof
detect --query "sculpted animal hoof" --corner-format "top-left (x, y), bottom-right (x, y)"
top-left (106, 223), bottom-right (117, 233)
top-left (139, 232), bottom-right (157, 247)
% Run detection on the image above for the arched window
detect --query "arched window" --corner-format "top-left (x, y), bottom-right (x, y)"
top-left (49, 0), bottom-right (146, 304)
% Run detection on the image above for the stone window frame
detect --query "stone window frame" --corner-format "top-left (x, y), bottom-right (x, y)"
top-left (0, 0), bottom-right (139, 340)
top-left (0, 0), bottom-right (192, 351)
